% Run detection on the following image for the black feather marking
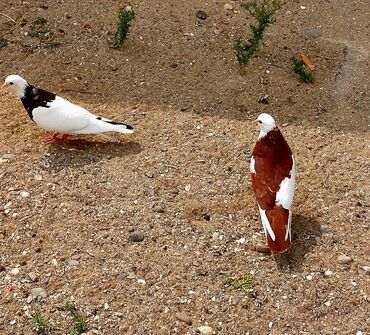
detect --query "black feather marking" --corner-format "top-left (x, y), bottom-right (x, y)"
top-left (96, 117), bottom-right (102, 120)
top-left (21, 85), bottom-right (56, 121)
top-left (103, 119), bottom-right (133, 129)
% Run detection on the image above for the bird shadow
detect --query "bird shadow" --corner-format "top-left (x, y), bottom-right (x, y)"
top-left (273, 214), bottom-right (322, 272)
top-left (44, 137), bottom-right (141, 172)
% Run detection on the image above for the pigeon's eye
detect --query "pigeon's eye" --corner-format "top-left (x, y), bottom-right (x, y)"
top-left (9, 82), bottom-right (13, 85)
top-left (258, 120), bottom-right (262, 124)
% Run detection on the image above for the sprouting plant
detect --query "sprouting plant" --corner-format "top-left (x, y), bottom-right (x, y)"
top-left (31, 312), bottom-right (56, 333)
top-left (234, 0), bottom-right (283, 66)
top-left (32, 17), bottom-right (47, 25)
top-left (64, 303), bottom-right (88, 335)
top-left (225, 275), bottom-right (255, 292)
top-left (45, 40), bottom-right (62, 49)
top-left (292, 56), bottom-right (314, 83)
top-left (111, 8), bottom-right (135, 49)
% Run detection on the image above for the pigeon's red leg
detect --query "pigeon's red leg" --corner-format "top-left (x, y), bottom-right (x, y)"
top-left (61, 134), bottom-right (70, 142)
top-left (43, 133), bottom-right (59, 143)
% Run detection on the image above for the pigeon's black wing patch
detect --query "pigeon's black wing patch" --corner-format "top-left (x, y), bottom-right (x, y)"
top-left (21, 85), bottom-right (56, 121)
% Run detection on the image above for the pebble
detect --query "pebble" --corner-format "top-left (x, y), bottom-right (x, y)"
top-left (137, 278), bottom-right (146, 285)
top-left (324, 270), bottom-right (333, 277)
top-left (30, 287), bottom-right (47, 300)
top-left (306, 275), bottom-right (313, 281)
top-left (255, 243), bottom-right (270, 254)
top-left (303, 29), bottom-right (322, 39)
top-left (258, 94), bottom-right (269, 104)
top-left (71, 254), bottom-right (81, 260)
top-left (320, 224), bottom-right (330, 233)
top-left (196, 10), bottom-right (207, 20)
top-left (104, 302), bottom-right (109, 310)
top-left (20, 191), bottom-right (30, 198)
top-left (324, 301), bottom-right (331, 307)
top-left (68, 260), bottom-right (79, 266)
top-left (27, 272), bottom-right (38, 282)
top-left (129, 232), bottom-right (145, 242)
top-left (34, 174), bottom-right (43, 181)
top-left (11, 268), bottom-right (20, 275)
top-left (235, 237), bottom-right (246, 244)
top-left (361, 266), bottom-right (370, 274)
top-left (337, 254), bottom-right (352, 264)
top-left (223, 3), bottom-right (233, 10)
top-left (175, 312), bottom-right (192, 326)
top-left (153, 205), bottom-right (164, 213)
top-left (0, 153), bottom-right (16, 163)
top-left (198, 325), bottom-right (214, 334)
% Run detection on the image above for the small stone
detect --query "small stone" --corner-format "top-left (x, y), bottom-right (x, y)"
top-left (175, 312), bottom-right (192, 325)
top-left (26, 295), bottom-right (33, 304)
top-left (337, 254), bottom-right (352, 264)
top-left (324, 301), bottom-right (331, 307)
top-left (71, 254), bottom-right (81, 260)
top-left (129, 232), bottom-right (144, 242)
top-left (196, 10), bottom-right (207, 20)
top-left (27, 272), bottom-right (38, 282)
top-left (235, 237), bottom-right (246, 244)
top-left (5, 166), bottom-right (17, 174)
top-left (68, 259), bottom-right (79, 266)
top-left (34, 175), bottom-right (43, 181)
top-left (20, 191), bottom-right (30, 198)
top-left (223, 3), bottom-right (233, 10)
top-left (104, 302), bottom-right (109, 310)
top-left (1, 153), bottom-right (16, 162)
top-left (361, 266), bottom-right (370, 274)
top-left (153, 205), bottom-right (164, 213)
top-left (30, 287), bottom-right (47, 300)
top-left (137, 278), bottom-right (146, 285)
top-left (11, 268), bottom-right (20, 275)
top-left (324, 270), bottom-right (333, 277)
top-left (303, 29), bottom-right (322, 39)
top-left (185, 184), bottom-right (191, 191)
top-left (255, 243), bottom-right (270, 254)
top-left (116, 273), bottom-right (126, 281)
top-left (51, 258), bottom-right (58, 266)
top-left (320, 224), bottom-right (330, 233)
top-left (198, 325), bottom-right (214, 334)
top-left (306, 275), bottom-right (313, 281)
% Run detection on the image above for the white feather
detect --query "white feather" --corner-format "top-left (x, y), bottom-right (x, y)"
top-left (250, 156), bottom-right (255, 173)
top-left (258, 206), bottom-right (276, 241)
top-left (276, 156), bottom-right (296, 210)
top-left (32, 96), bottom-right (133, 135)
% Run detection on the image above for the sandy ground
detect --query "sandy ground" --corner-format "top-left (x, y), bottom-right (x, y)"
top-left (0, 1), bottom-right (369, 334)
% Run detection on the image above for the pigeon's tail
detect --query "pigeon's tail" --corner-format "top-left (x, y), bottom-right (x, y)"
top-left (79, 116), bottom-right (134, 135)
top-left (98, 117), bottom-right (134, 134)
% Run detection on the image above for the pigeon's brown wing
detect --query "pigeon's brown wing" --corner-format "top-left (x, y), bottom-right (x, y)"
top-left (251, 128), bottom-right (293, 210)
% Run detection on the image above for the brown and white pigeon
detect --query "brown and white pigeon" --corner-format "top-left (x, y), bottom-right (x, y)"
top-left (250, 113), bottom-right (296, 253)
top-left (1, 74), bottom-right (133, 142)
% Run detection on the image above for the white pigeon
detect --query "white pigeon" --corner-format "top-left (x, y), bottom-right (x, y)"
top-left (1, 74), bottom-right (133, 142)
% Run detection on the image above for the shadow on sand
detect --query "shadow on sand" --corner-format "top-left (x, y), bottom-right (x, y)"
top-left (274, 214), bottom-right (322, 272)
top-left (44, 137), bottom-right (141, 172)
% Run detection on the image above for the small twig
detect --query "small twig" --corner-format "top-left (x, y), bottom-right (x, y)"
top-left (0, 15), bottom-right (26, 39)
top-left (0, 13), bottom-right (16, 23)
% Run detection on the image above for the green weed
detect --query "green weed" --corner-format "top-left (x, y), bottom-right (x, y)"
top-left (234, 0), bottom-right (283, 66)
top-left (111, 8), bottom-right (135, 49)
top-left (292, 56), bottom-right (314, 83)
top-left (31, 312), bottom-right (56, 333)
top-left (225, 275), bottom-right (255, 292)
top-left (64, 303), bottom-right (88, 335)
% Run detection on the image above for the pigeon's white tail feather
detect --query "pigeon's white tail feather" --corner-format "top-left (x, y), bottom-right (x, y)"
top-left (74, 116), bottom-right (134, 135)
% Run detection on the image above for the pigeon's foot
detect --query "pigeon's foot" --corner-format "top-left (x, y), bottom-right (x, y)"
top-left (43, 133), bottom-right (60, 143)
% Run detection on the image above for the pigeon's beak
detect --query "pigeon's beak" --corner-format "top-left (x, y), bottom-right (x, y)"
top-left (252, 119), bottom-right (259, 125)
top-left (1, 82), bottom-right (9, 89)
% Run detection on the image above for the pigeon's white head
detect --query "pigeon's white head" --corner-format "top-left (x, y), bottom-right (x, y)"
top-left (255, 113), bottom-right (277, 138)
top-left (2, 75), bottom-right (28, 98)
